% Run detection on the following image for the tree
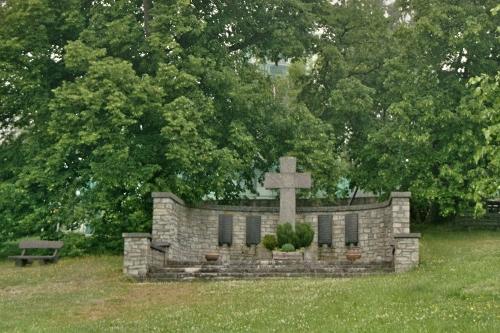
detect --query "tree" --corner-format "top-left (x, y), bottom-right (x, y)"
top-left (0, 0), bottom-right (334, 247)
top-left (355, 0), bottom-right (499, 220)
top-left (463, 73), bottom-right (500, 214)
top-left (293, 0), bottom-right (396, 195)
top-left (0, 0), bottom-right (90, 241)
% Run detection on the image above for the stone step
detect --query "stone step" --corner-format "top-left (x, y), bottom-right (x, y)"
top-left (149, 265), bottom-right (394, 278)
top-left (154, 263), bottom-right (393, 273)
top-left (165, 261), bottom-right (203, 267)
top-left (147, 269), bottom-right (393, 281)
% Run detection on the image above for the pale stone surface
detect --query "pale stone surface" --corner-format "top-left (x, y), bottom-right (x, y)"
top-left (263, 156), bottom-right (311, 225)
top-left (272, 251), bottom-right (304, 261)
top-left (148, 194), bottom-right (408, 265)
top-left (123, 190), bottom-right (420, 277)
top-left (123, 235), bottom-right (151, 279)
top-left (394, 235), bottom-right (420, 272)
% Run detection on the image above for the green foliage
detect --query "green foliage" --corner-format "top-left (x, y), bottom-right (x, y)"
top-left (0, 239), bottom-right (21, 260)
top-left (280, 243), bottom-right (295, 252)
top-left (0, 0), bottom-right (336, 248)
top-left (349, 0), bottom-right (500, 219)
top-left (276, 223), bottom-right (296, 248)
top-left (1, 0), bottom-right (498, 250)
top-left (262, 234), bottom-right (278, 251)
top-left (462, 73), bottom-right (500, 214)
top-left (59, 233), bottom-right (91, 257)
top-left (294, 223), bottom-right (314, 248)
top-left (276, 223), bottom-right (314, 249)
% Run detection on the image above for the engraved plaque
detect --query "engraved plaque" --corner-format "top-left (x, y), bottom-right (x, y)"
top-left (345, 213), bottom-right (359, 246)
top-left (246, 216), bottom-right (261, 246)
top-left (318, 215), bottom-right (333, 246)
top-left (218, 215), bottom-right (233, 246)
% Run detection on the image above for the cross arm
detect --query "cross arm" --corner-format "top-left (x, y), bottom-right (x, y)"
top-left (263, 173), bottom-right (282, 188)
top-left (294, 173), bottom-right (312, 188)
top-left (264, 173), bottom-right (312, 189)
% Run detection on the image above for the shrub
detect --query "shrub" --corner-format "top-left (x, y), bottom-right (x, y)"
top-left (277, 222), bottom-right (315, 249)
top-left (281, 243), bottom-right (295, 252)
top-left (60, 233), bottom-right (91, 257)
top-left (294, 223), bottom-right (314, 248)
top-left (262, 234), bottom-right (278, 251)
top-left (277, 223), bottom-right (296, 247)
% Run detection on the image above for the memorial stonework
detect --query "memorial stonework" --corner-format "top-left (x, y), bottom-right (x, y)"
top-left (264, 156), bottom-right (311, 226)
top-left (123, 157), bottom-right (420, 280)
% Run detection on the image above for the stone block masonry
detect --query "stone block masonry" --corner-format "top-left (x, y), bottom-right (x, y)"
top-left (391, 192), bottom-right (411, 234)
top-left (123, 233), bottom-right (151, 279)
top-left (123, 192), bottom-right (421, 279)
top-left (394, 233), bottom-right (421, 273)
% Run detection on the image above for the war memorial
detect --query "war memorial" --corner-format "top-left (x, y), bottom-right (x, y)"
top-left (123, 157), bottom-right (420, 280)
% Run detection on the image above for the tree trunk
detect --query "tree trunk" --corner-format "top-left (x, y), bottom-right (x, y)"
top-left (424, 202), bottom-right (437, 224)
top-left (143, 0), bottom-right (152, 37)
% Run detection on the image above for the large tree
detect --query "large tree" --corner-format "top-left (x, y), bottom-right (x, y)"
top-left (354, 0), bottom-right (499, 220)
top-left (0, 0), bottom-right (337, 246)
top-left (293, 0), bottom-right (397, 195)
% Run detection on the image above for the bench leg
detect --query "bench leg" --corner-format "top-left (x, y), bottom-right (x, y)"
top-left (15, 259), bottom-right (28, 267)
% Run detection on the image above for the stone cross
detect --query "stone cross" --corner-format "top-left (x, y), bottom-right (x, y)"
top-left (264, 156), bottom-right (312, 227)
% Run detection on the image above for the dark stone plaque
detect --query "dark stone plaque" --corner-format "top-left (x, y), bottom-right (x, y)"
top-left (345, 213), bottom-right (359, 246)
top-left (246, 216), bottom-right (261, 246)
top-left (318, 215), bottom-right (333, 246)
top-left (218, 215), bottom-right (233, 246)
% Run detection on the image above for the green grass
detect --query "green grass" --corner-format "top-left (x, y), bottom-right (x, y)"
top-left (0, 228), bottom-right (499, 332)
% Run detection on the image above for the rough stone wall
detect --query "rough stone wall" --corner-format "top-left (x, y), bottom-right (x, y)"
top-left (391, 192), bottom-right (411, 234)
top-left (123, 233), bottom-right (151, 278)
top-left (151, 193), bottom-right (187, 262)
top-left (394, 234), bottom-right (421, 272)
top-left (149, 192), bottom-right (415, 266)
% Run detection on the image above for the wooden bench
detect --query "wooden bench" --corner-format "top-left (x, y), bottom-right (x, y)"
top-left (8, 240), bottom-right (64, 266)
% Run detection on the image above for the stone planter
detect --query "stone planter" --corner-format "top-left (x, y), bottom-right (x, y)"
top-left (272, 250), bottom-right (304, 261)
top-left (346, 248), bottom-right (361, 262)
top-left (205, 252), bottom-right (219, 262)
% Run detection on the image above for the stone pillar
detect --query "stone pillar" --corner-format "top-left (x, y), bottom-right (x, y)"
top-left (394, 233), bottom-right (421, 273)
top-left (391, 192), bottom-right (411, 234)
top-left (123, 233), bottom-right (151, 279)
top-left (151, 192), bottom-right (185, 261)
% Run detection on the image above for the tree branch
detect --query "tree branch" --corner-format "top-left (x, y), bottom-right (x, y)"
top-left (143, 0), bottom-right (152, 37)
top-left (227, 31), bottom-right (268, 52)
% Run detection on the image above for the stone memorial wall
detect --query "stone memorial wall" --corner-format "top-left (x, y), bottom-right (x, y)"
top-left (123, 191), bottom-right (420, 279)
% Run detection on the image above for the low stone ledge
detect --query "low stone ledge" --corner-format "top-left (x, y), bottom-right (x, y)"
top-left (390, 192), bottom-right (411, 198)
top-left (272, 251), bottom-right (304, 261)
top-left (150, 191), bottom-right (404, 212)
top-left (122, 233), bottom-right (152, 239)
top-left (199, 200), bottom-right (392, 213)
top-left (394, 233), bottom-right (421, 239)
top-left (151, 192), bottom-right (185, 205)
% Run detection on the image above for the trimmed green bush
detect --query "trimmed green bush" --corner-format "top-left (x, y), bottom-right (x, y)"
top-left (262, 234), bottom-right (278, 251)
top-left (294, 223), bottom-right (314, 248)
top-left (277, 222), bottom-right (315, 249)
top-left (281, 243), bottom-right (295, 252)
top-left (277, 223), bottom-right (296, 247)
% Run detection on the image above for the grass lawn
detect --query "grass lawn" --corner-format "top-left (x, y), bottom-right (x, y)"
top-left (0, 227), bottom-right (499, 333)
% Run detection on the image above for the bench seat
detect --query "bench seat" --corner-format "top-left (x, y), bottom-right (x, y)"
top-left (8, 255), bottom-right (57, 260)
top-left (8, 240), bottom-right (64, 266)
